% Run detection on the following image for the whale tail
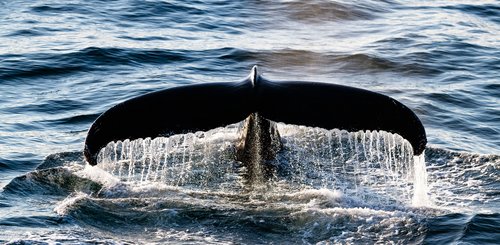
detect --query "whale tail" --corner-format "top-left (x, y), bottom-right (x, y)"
top-left (84, 66), bottom-right (426, 168)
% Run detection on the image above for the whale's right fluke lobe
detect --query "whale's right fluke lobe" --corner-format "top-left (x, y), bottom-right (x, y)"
top-left (254, 76), bottom-right (427, 156)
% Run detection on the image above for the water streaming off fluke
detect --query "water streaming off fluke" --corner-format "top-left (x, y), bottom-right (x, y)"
top-left (97, 124), bottom-right (243, 190)
top-left (96, 123), bottom-right (430, 207)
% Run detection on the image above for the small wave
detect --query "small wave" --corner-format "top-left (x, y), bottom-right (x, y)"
top-left (37, 114), bottom-right (99, 128)
top-left (2, 167), bottom-right (102, 197)
top-left (121, 0), bottom-right (204, 19)
top-left (0, 202), bottom-right (11, 208)
top-left (442, 3), bottom-right (500, 25)
top-left (407, 42), bottom-right (499, 75)
top-left (2, 152), bottom-right (99, 196)
top-left (78, 0), bottom-right (258, 35)
top-left (36, 151), bottom-right (84, 170)
top-left (463, 214), bottom-right (500, 242)
top-left (220, 48), bottom-right (440, 76)
top-left (0, 157), bottom-right (38, 172)
top-left (0, 215), bottom-right (66, 228)
top-left (4, 29), bottom-right (46, 37)
top-left (274, 0), bottom-right (392, 23)
top-left (3, 27), bottom-right (73, 37)
top-left (425, 213), bottom-right (500, 244)
top-left (372, 32), bottom-right (498, 77)
top-left (426, 92), bottom-right (483, 109)
top-left (0, 161), bottom-right (10, 171)
top-left (0, 64), bottom-right (86, 81)
top-left (30, 4), bottom-right (93, 16)
top-left (117, 35), bottom-right (171, 41)
top-left (0, 47), bottom-right (195, 81)
top-left (333, 53), bottom-right (439, 75)
top-left (70, 47), bottom-right (193, 66)
top-left (5, 99), bottom-right (88, 115)
top-left (483, 84), bottom-right (500, 98)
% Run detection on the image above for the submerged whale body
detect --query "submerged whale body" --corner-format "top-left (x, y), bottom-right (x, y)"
top-left (84, 66), bottom-right (426, 170)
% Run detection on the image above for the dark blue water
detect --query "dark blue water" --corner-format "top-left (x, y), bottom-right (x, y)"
top-left (0, 0), bottom-right (498, 244)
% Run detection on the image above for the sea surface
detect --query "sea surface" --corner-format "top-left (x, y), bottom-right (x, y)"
top-left (0, 0), bottom-right (499, 244)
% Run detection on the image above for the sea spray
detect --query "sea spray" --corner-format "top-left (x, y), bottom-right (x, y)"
top-left (95, 123), bottom-right (430, 206)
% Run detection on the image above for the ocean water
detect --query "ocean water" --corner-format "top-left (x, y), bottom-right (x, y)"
top-left (0, 0), bottom-right (499, 244)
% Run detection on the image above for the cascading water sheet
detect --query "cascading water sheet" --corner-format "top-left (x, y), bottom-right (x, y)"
top-left (95, 123), bottom-right (430, 207)
top-left (97, 124), bottom-right (244, 190)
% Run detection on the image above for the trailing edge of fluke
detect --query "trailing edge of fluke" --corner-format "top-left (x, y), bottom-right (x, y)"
top-left (84, 66), bottom-right (427, 166)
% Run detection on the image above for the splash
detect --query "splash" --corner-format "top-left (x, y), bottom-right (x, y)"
top-left (95, 123), bottom-right (430, 206)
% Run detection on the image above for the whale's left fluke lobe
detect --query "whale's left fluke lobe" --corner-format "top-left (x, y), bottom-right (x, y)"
top-left (255, 77), bottom-right (427, 156)
top-left (84, 66), bottom-right (427, 167)
top-left (84, 79), bottom-right (255, 166)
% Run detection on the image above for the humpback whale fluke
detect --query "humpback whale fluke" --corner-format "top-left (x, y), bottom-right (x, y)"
top-left (84, 66), bottom-right (426, 168)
